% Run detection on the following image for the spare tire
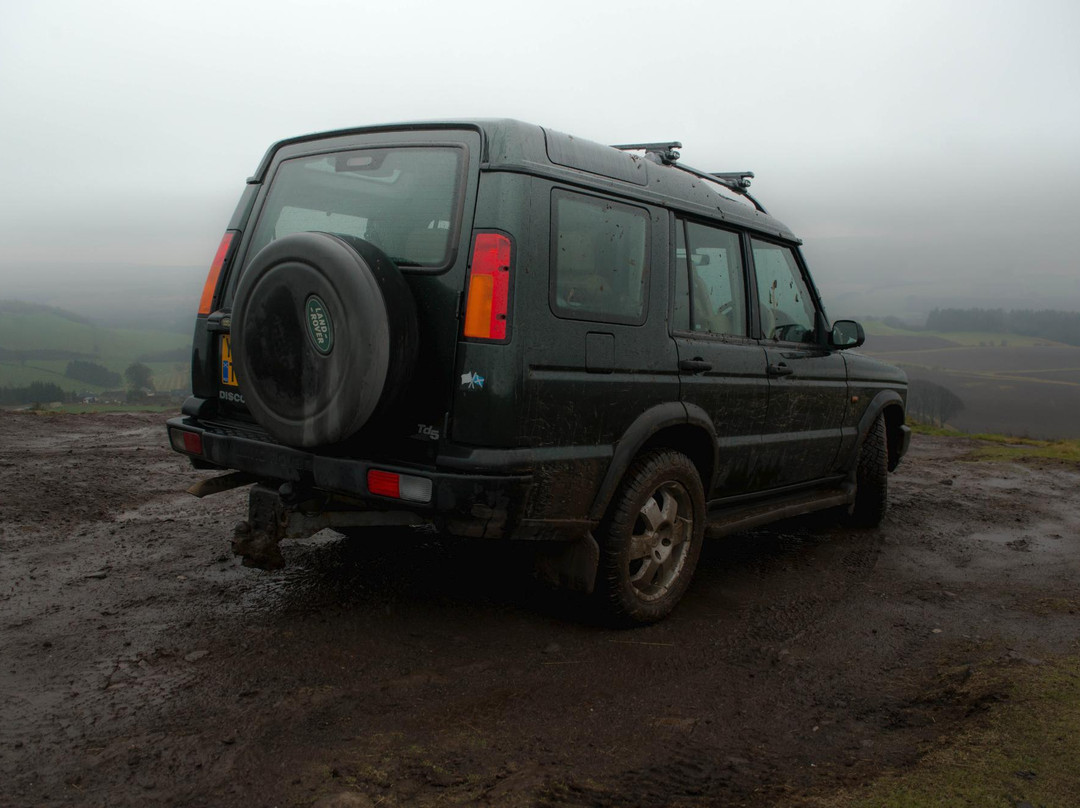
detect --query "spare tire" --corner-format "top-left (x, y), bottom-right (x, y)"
top-left (232, 232), bottom-right (418, 448)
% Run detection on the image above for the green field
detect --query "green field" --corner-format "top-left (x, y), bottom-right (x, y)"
top-left (858, 323), bottom-right (1080, 440)
top-left (862, 319), bottom-right (1062, 347)
top-left (0, 304), bottom-right (190, 393)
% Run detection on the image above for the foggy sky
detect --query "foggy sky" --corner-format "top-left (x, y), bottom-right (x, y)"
top-left (1, 0), bottom-right (1078, 318)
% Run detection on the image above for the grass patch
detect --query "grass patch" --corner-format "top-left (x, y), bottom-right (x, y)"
top-left (968, 439), bottom-right (1080, 465)
top-left (908, 421), bottom-right (1080, 465)
top-left (827, 656), bottom-right (1080, 807)
top-left (908, 421), bottom-right (967, 438)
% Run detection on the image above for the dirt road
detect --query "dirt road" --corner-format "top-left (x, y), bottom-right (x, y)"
top-left (2, 412), bottom-right (1078, 807)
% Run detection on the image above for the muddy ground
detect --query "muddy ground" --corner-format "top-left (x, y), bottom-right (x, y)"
top-left (1, 412), bottom-right (1078, 807)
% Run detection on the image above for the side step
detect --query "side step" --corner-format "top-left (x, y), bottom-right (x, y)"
top-left (705, 484), bottom-right (855, 539)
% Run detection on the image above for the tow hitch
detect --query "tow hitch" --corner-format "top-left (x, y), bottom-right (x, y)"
top-left (231, 483), bottom-right (430, 570)
top-left (232, 485), bottom-right (289, 570)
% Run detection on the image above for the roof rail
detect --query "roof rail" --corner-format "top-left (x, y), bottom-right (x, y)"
top-left (609, 142), bottom-right (768, 214)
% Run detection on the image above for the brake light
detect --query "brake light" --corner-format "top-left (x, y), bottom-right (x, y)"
top-left (463, 232), bottom-right (512, 340)
top-left (197, 232), bottom-right (236, 316)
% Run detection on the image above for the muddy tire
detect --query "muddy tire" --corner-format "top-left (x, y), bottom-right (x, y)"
top-left (232, 232), bottom-right (418, 448)
top-left (850, 414), bottom-right (888, 527)
top-left (598, 450), bottom-right (705, 625)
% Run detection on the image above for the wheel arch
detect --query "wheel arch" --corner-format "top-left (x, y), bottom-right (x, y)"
top-left (882, 400), bottom-right (907, 471)
top-left (845, 390), bottom-right (906, 477)
top-left (588, 402), bottom-right (716, 522)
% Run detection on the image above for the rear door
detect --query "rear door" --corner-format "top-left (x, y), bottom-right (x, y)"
top-left (516, 185), bottom-right (678, 463)
top-left (671, 217), bottom-right (769, 496)
top-left (750, 237), bottom-right (848, 487)
top-left (204, 129), bottom-right (483, 453)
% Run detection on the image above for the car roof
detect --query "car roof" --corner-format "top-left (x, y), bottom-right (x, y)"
top-left (254, 118), bottom-right (800, 243)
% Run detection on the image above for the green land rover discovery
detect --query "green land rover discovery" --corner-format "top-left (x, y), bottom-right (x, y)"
top-left (167, 119), bottom-right (910, 623)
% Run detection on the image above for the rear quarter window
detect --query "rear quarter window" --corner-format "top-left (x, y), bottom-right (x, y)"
top-left (549, 190), bottom-right (649, 325)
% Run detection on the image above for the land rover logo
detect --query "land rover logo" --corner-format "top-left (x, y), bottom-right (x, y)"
top-left (305, 295), bottom-right (334, 354)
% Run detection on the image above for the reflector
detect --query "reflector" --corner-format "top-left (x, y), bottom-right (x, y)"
top-left (368, 469), bottom-right (400, 499)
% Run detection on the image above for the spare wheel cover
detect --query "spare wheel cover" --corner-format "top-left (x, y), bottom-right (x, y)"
top-left (232, 232), bottom-right (407, 447)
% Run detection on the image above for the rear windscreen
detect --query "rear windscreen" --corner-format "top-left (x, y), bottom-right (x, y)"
top-left (244, 146), bottom-right (465, 270)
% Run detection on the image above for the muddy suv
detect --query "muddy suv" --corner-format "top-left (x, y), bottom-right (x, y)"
top-left (167, 120), bottom-right (910, 623)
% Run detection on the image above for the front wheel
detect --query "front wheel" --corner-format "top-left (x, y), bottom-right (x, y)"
top-left (598, 450), bottom-right (705, 625)
top-left (849, 414), bottom-right (888, 527)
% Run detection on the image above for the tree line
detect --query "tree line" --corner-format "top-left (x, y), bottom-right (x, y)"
top-left (923, 308), bottom-right (1080, 346)
top-left (0, 382), bottom-right (71, 406)
top-left (1, 363), bottom-right (156, 405)
top-left (65, 360), bottom-right (121, 387)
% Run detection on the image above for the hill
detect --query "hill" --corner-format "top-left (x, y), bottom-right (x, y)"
top-left (860, 320), bottom-right (1080, 439)
top-left (0, 300), bottom-right (191, 395)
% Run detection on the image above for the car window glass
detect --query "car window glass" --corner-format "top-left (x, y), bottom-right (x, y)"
top-left (752, 239), bottom-right (817, 343)
top-left (246, 147), bottom-right (463, 269)
top-left (551, 191), bottom-right (648, 324)
top-left (672, 222), bottom-right (690, 331)
top-left (685, 222), bottom-right (746, 336)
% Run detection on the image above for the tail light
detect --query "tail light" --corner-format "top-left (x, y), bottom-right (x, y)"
top-left (197, 232), bottom-right (238, 316)
top-left (463, 232), bottom-right (512, 340)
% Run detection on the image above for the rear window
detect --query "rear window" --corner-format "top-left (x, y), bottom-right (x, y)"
top-left (244, 146), bottom-right (465, 270)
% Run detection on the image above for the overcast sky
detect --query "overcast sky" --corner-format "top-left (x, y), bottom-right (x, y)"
top-left (1, 0), bottom-right (1078, 317)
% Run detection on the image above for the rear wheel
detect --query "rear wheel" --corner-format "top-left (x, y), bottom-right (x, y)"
top-left (850, 414), bottom-right (888, 527)
top-left (598, 450), bottom-right (705, 625)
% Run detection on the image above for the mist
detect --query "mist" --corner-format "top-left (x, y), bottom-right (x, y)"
top-left (1, 0), bottom-right (1078, 323)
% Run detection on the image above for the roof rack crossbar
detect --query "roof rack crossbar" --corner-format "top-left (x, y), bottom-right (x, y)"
top-left (709, 171), bottom-right (755, 188)
top-left (610, 141), bottom-right (683, 164)
top-left (610, 141), bottom-right (768, 214)
top-left (674, 162), bottom-right (769, 215)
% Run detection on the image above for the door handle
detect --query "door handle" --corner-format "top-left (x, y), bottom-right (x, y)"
top-left (679, 358), bottom-right (712, 374)
top-left (767, 362), bottom-right (794, 377)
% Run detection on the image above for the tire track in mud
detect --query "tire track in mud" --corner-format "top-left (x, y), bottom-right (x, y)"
top-left (534, 520), bottom-right (889, 808)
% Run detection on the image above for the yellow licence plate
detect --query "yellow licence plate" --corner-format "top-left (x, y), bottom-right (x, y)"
top-left (221, 335), bottom-right (238, 386)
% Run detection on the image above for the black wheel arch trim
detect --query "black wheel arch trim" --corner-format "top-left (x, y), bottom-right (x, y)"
top-left (587, 402), bottom-right (718, 522)
top-left (846, 390), bottom-right (907, 479)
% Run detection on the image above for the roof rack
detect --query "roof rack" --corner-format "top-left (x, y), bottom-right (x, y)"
top-left (610, 142), bottom-right (768, 214)
top-left (610, 141), bottom-right (682, 165)
top-left (710, 171), bottom-right (755, 188)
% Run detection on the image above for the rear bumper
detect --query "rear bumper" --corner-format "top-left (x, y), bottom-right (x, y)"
top-left (167, 416), bottom-right (533, 538)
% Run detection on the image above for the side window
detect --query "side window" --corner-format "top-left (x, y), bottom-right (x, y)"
top-left (751, 238), bottom-right (817, 343)
top-left (551, 191), bottom-right (648, 324)
top-left (671, 219), bottom-right (747, 337)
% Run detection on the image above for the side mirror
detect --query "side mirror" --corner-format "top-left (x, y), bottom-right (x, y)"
top-left (830, 319), bottom-right (865, 349)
